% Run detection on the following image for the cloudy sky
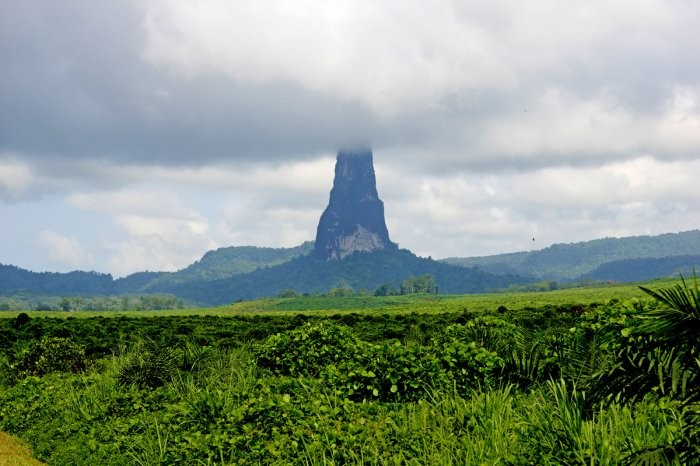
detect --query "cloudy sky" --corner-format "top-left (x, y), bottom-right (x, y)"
top-left (2, 0), bottom-right (699, 277)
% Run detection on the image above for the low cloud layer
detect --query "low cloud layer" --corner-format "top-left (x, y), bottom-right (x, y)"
top-left (1, 0), bottom-right (699, 275)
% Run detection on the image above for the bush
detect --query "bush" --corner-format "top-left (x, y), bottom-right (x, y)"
top-left (323, 341), bottom-right (448, 402)
top-left (116, 340), bottom-right (179, 390)
top-left (255, 322), bottom-right (361, 377)
top-left (11, 312), bottom-right (30, 329)
top-left (0, 354), bottom-right (16, 388)
top-left (14, 337), bottom-right (86, 378)
top-left (441, 340), bottom-right (503, 392)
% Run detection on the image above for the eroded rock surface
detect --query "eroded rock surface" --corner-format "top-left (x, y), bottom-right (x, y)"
top-left (314, 149), bottom-right (397, 260)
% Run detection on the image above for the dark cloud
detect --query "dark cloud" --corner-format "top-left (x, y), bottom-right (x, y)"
top-left (1, 0), bottom-right (700, 275)
top-left (2, 0), bottom-right (699, 180)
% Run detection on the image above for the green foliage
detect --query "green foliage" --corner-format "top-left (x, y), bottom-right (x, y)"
top-left (116, 340), bottom-right (179, 390)
top-left (11, 312), bottom-right (30, 329)
top-left (255, 322), bottom-right (361, 377)
top-left (374, 283), bottom-right (400, 296)
top-left (323, 287), bottom-right (356, 297)
top-left (277, 288), bottom-right (300, 298)
top-left (323, 341), bottom-right (447, 402)
top-left (3, 286), bottom-right (700, 465)
top-left (13, 337), bottom-right (86, 378)
top-left (400, 274), bottom-right (438, 294)
top-left (638, 271), bottom-right (700, 345)
top-left (0, 353), bottom-right (16, 388)
top-left (147, 241), bottom-right (315, 287)
top-left (593, 272), bottom-right (700, 464)
top-left (1, 293), bottom-right (184, 312)
top-left (437, 325), bottom-right (504, 393)
top-left (443, 229), bottom-right (700, 281)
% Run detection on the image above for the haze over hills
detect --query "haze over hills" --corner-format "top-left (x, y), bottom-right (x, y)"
top-left (1, 150), bottom-right (699, 306)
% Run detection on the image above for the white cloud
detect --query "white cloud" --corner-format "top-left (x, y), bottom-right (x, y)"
top-left (68, 188), bottom-right (218, 276)
top-left (382, 156), bottom-right (700, 258)
top-left (0, 157), bottom-right (36, 200)
top-left (38, 230), bottom-right (95, 269)
top-left (140, 0), bottom-right (685, 118)
top-left (2, 0), bottom-right (700, 276)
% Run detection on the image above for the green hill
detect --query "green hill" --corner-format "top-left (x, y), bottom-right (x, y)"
top-left (147, 248), bottom-right (531, 305)
top-left (5, 230), bottom-right (700, 307)
top-left (137, 242), bottom-right (314, 290)
top-left (442, 230), bottom-right (700, 280)
top-left (0, 244), bottom-right (528, 306)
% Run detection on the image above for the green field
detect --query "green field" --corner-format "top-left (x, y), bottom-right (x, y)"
top-left (0, 277), bottom-right (678, 319)
top-left (1, 276), bottom-right (698, 465)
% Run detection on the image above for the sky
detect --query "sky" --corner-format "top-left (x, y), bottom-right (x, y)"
top-left (1, 0), bottom-right (700, 277)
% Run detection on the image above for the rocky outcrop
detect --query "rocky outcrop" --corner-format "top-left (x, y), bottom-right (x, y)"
top-left (314, 149), bottom-right (397, 260)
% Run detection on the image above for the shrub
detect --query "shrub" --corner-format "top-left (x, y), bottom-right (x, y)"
top-left (255, 322), bottom-right (361, 377)
top-left (438, 336), bottom-right (504, 394)
top-left (116, 340), bottom-right (179, 390)
top-left (323, 341), bottom-right (448, 402)
top-left (14, 337), bottom-right (86, 378)
top-left (11, 312), bottom-right (30, 329)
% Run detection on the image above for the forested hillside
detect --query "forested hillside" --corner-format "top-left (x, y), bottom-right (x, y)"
top-left (139, 242), bottom-right (314, 289)
top-left (1, 247), bottom-right (528, 306)
top-left (0, 243), bottom-right (314, 297)
top-left (4, 230), bottom-right (700, 307)
top-left (147, 249), bottom-right (531, 305)
top-left (443, 230), bottom-right (700, 280)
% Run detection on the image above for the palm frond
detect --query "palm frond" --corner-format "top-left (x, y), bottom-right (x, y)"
top-left (638, 270), bottom-right (700, 341)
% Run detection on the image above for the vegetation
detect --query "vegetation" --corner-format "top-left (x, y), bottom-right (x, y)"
top-left (0, 294), bottom-right (185, 312)
top-left (443, 229), bottom-right (700, 281)
top-left (0, 243), bottom-right (314, 303)
top-left (1, 248), bottom-right (528, 306)
top-left (144, 242), bottom-right (315, 288)
top-left (0, 275), bottom-right (698, 464)
top-left (5, 230), bottom-right (699, 307)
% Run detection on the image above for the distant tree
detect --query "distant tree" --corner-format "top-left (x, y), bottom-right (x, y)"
top-left (374, 283), bottom-right (399, 296)
top-left (59, 297), bottom-right (71, 311)
top-left (400, 274), bottom-right (438, 294)
top-left (11, 312), bottom-right (30, 329)
top-left (278, 289), bottom-right (300, 298)
top-left (325, 287), bottom-right (355, 297)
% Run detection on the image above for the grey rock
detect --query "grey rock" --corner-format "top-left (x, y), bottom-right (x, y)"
top-left (314, 149), bottom-right (397, 260)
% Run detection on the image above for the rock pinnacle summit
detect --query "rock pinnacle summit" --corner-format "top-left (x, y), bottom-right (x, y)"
top-left (314, 149), bottom-right (397, 260)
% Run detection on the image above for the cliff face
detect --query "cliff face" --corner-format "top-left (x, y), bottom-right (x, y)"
top-left (314, 149), bottom-right (397, 260)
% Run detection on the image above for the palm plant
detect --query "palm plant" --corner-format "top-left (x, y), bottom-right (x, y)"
top-left (594, 271), bottom-right (700, 465)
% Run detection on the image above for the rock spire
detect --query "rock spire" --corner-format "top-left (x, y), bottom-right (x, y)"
top-left (314, 149), bottom-right (397, 260)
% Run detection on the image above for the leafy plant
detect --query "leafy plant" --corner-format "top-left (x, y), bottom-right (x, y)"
top-left (14, 337), bottom-right (87, 378)
top-left (116, 339), bottom-right (179, 390)
top-left (323, 341), bottom-right (447, 402)
top-left (594, 271), bottom-right (700, 464)
top-left (437, 325), bottom-right (504, 394)
top-left (255, 322), bottom-right (361, 377)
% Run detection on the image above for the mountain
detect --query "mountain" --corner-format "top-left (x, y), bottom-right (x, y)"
top-left (146, 248), bottom-right (529, 305)
top-left (442, 230), bottom-right (700, 281)
top-left (0, 147), bottom-right (532, 305)
top-left (136, 242), bottom-right (314, 291)
top-left (578, 255), bottom-right (700, 282)
top-left (315, 149), bottom-right (397, 260)
top-left (6, 147), bottom-right (698, 306)
top-left (0, 264), bottom-right (115, 296)
top-left (0, 243), bottom-right (314, 297)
